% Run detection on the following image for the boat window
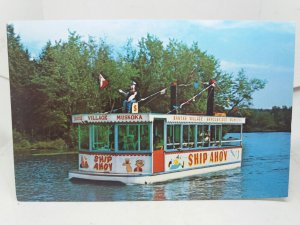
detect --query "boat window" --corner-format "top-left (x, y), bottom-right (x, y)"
top-left (79, 125), bottom-right (89, 150)
top-left (93, 124), bottom-right (114, 150)
top-left (221, 125), bottom-right (242, 146)
top-left (197, 125), bottom-right (203, 147)
top-left (210, 125), bottom-right (222, 147)
top-left (166, 125), bottom-right (173, 149)
top-left (118, 124), bottom-right (150, 151)
top-left (197, 125), bottom-right (210, 147)
top-left (140, 125), bottom-right (150, 150)
top-left (167, 125), bottom-right (181, 150)
top-left (182, 125), bottom-right (195, 149)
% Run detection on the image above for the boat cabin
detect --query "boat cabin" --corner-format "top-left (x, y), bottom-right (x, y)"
top-left (71, 113), bottom-right (245, 177)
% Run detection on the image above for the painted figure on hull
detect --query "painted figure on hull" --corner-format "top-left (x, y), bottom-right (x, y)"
top-left (122, 158), bottom-right (133, 173)
top-left (134, 159), bottom-right (144, 172)
top-left (168, 155), bottom-right (184, 170)
top-left (80, 156), bottom-right (89, 168)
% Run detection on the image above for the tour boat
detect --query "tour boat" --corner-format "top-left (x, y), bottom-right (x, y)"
top-left (68, 112), bottom-right (245, 184)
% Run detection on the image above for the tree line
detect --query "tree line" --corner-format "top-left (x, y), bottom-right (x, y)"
top-left (244, 106), bottom-right (292, 132)
top-left (7, 24), bottom-right (290, 151)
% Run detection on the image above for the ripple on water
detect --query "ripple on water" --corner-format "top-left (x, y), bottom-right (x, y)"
top-left (14, 132), bottom-right (290, 201)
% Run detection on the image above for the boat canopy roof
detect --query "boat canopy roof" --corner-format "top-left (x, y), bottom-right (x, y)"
top-left (72, 113), bottom-right (246, 125)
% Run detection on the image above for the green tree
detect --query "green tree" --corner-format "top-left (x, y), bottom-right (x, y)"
top-left (32, 32), bottom-right (99, 144)
top-left (216, 69), bottom-right (266, 115)
top-left (7, 24), bottom-right (35, 138)
top-left (8, 24), bottom-right (271, 151)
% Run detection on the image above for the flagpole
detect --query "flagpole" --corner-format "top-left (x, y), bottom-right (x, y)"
top-left (137, 88), bottom-right (167, 103)
top-left (167, 83), bottom-right (214, 114)
top-left (103, 87), bottom-right (167, 114)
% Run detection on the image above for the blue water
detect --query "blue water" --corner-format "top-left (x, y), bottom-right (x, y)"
top-left (14, 132), bottom-right (290, 201)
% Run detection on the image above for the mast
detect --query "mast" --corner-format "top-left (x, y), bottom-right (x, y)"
top-left (206, 79), bottom-right (216, 116)
top-left (170, 81), bottom-right (177, 114)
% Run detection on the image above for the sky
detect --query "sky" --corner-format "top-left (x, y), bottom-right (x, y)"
top-left (12, 20), bottom-right (295, 109)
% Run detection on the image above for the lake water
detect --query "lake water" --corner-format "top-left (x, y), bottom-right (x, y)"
top-left (14, 132), bottom-right (290, 201)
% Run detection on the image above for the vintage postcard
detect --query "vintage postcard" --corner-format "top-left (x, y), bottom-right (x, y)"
top-left (8, 20), bottom-right (294, 201)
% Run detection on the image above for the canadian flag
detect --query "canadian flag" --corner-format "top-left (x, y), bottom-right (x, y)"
top-left (99, 74), bottom-right (109, 90)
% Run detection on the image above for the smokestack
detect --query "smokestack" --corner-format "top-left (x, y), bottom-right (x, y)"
top-left (170, 81), bottom-right (177, 114)
top-left (206, 79), bottom-right (216, 116)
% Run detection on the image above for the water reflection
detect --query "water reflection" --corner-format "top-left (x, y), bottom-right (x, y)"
top-left (153, 186), bottom-right (166, 201)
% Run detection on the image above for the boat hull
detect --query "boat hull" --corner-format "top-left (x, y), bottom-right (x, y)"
top-left (69, 161), bottom-right (241, 185)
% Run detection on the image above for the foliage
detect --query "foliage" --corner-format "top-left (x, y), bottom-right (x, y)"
top-left (13, 130), bottom-right (31, 152)
top-left (13, 129), bottom-right (67, 152)
top-left (215, 69), bottom-right (266, 114)
top-left (7, 24), bottom-right (276, 151)
top-left (244, 106), bottom-right (292, 132)
top-left (31, 138), bottom-right (67, 150)
top-left (7, 24), bottom-right (36, 135)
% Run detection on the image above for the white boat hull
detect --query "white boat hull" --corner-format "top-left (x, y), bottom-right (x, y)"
top-left (69, 162), bottom-right (241, 185)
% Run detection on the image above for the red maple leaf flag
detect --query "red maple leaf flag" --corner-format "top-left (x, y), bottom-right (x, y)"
top-left (99, 74), bottom-right (109, 90)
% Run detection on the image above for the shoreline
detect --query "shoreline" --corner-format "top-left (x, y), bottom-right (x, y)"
top-left (243, 130), bottom-right (291, 133)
